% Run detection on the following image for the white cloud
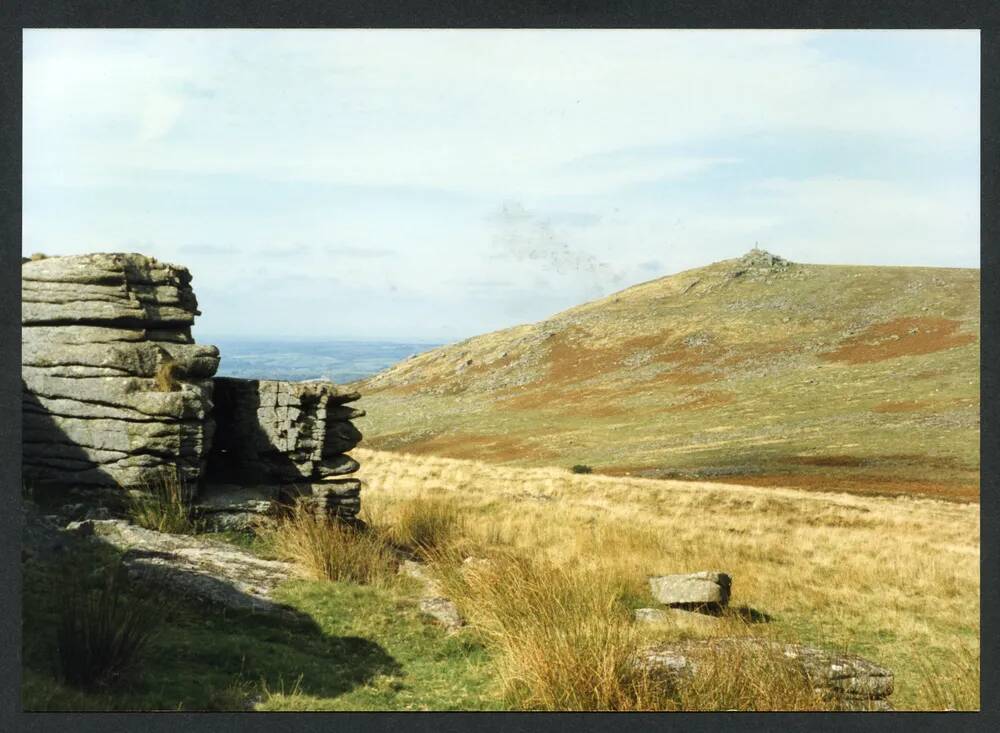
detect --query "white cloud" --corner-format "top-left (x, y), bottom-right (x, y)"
top-left (22, 29), bottom-right (980, 340)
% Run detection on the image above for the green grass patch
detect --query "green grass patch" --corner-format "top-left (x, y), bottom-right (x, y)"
top-left (23, 534), bottom-right (501, 711)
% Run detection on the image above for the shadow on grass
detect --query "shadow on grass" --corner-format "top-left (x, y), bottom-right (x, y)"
top-left (727, 605), bottom-right (774, 624)
top-left (22, 508), bottom-right (402, 710)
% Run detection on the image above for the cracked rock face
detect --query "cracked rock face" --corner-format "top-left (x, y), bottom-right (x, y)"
top-left (207, 377), bottom-right (365, 520)
top-left (22, 253), bottom-right (219, 489)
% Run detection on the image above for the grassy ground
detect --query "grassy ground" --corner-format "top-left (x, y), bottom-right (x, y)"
top-left (22, 444), bottom-right (979, 711)
top-left (22, 532), bottom-right (500, 711)
top-left (354, 447), bottom-right (980, 711)
top-left (353, 255), bottom-right (979, 501)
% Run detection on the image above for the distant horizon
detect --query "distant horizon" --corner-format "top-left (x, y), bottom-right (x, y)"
top-left (193, 248), bottom-right (982, 344)
top-left (25, 30), bottom-right (979, 342)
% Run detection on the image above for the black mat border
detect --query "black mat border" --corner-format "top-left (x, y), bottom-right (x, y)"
top-left (1, 2), bottom-right (996, 732)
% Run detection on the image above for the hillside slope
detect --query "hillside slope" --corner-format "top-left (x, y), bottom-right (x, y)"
top-left (353, 250), bottom-right (979, 501)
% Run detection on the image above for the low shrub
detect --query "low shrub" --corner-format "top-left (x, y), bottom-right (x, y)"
top-left (571, 465), bottom-right (593, 474)
top-left (126, 468), bottom-right (198, 534)
top-left (261, 505), bottom-right (397, 585)
top-left (55, 560), bottom-right (158, 690)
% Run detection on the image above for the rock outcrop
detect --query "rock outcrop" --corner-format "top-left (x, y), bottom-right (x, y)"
top-left (206, 378), bottom-right (365, 521)
top-left (21, 253), bottom-right (367, 523)
top-left (66, 518), bottom-right (297, 615)
top-left (635, 637), bottom-right (894, 711)
top-left (22, 254), bottom-right (219, 489)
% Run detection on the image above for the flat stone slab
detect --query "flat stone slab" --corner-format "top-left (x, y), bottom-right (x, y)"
top-left (68, 519), bottom-right (296, 615)
top-left (649, 571), bottom-right (732, 607)
top-left (194, 483), bottom-right (280, 514)
top-left (634, 607), bottom-right (720, 626)
top-left (634, 637), bottom-right (893, 710)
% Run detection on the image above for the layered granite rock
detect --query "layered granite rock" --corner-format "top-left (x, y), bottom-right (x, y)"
top-left (22, 254), bottom-right (219, 489)
top-left (206, 378), bottom-right (365, 520)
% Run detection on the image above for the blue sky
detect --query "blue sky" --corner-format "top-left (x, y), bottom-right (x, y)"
top-left (22, 30), bottom-right (979, 342)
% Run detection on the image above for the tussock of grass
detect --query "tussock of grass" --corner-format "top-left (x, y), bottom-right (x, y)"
top-left (56, 560), bottom-right (158, 691)
top-left (436, 551), bottom-right (666, 711)
top-left (388, 495), bottom-right (464, 557)
top-left (126, 469), bottom-right (198, 534)
top-left (914, 646), bottom-right (980, 711)
top-left (261, 506), bottom-right (397, 585)
top-left (153, 359), bottom-right (183, 392)
top-left (662, 641), bottom-right (828, 711)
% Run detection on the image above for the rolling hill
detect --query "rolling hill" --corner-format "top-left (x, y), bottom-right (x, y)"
top-left (352, 249), bottom-right (979, 501)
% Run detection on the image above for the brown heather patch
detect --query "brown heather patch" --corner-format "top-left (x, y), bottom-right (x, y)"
top-left (638, 369), bottom-right (716, 387)
top-left (711, 473), bottom-right (979, 503)
top-left (820, 317), bottom-right (976, 365)
top-left (787, 455), bottom-right (868, 468)
top-left (401, 432), bottom-right (559, 462)
top-left (544, 328), bottom-right (625, 386)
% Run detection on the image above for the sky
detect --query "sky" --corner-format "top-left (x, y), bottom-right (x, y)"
top-left (22, 30), bottom-right (979, 343)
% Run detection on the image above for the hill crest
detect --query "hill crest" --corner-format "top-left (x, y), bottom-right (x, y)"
top-left (354, 250), bottom-right (979, 501)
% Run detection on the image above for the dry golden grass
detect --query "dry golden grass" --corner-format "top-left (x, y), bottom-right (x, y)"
top-left (127, 468), bottom-right (198, 534)
top-left (659, 640), bottom-right (830, 711)
top-left (259, 506), bottom-right (397, 585)
top-left (354, 447), bottom-right (980, 710)
top-left (153, 359), bottom-right (183, 392)
top-left (432, 550), bottom-right (668, 711)
top-left (382, 495), bottom-right (465, 558)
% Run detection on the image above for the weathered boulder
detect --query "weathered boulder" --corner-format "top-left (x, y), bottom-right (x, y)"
top-left (21, 253), bottom-right (219, 489)
top-left (649, 571), bottom-right (732, 608)
top-left (634, 637), bottom-right (893, 711)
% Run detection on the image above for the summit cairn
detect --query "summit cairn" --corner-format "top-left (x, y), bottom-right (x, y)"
top-left (727, 247), bottom-right (792, 280)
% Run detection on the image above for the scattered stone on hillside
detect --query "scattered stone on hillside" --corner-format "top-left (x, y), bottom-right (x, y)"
top-left (634, 637), bottom-right (894, 711)
top-left (649, 571), bottom-right (732, 609)
top-left (21, 253), bottom-right (219, 489)
top-left (634, 607), bottom-right (720, 626)
top-left (418, 597), bottom-right (465, 631)
top-left (68, 518), bottom-right (297, 615)
top-left (207, 377), bottom-right (365, 521)
top-left (398, 559), bottom-right (465, 632)
top-left (635, 607), bottom-right (669, 623)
